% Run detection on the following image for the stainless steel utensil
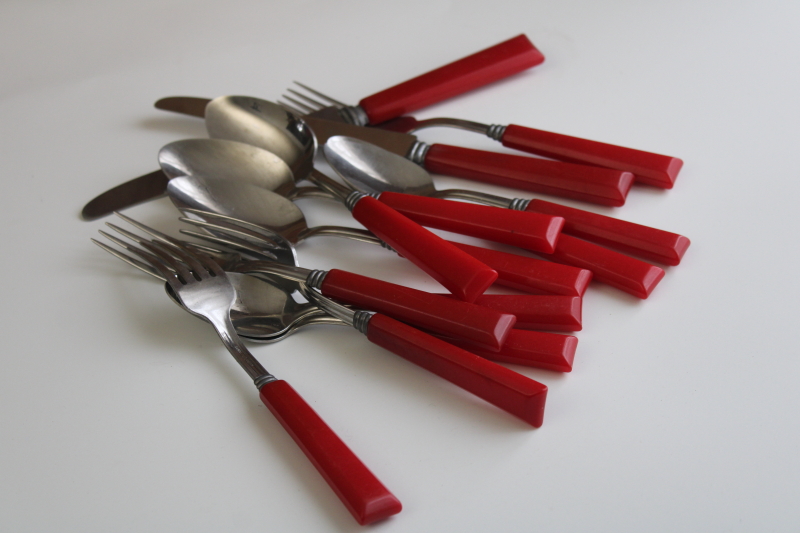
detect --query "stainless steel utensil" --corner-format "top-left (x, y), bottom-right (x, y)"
top-left (92, 212), bottom-right (401, 526)
top-left (155, 95), bottom-right (633, 207)
top-left (324, 136), bottom-right (690, 266)
top-left (288, 83), bottom-right (683, 189)
top-left (322, 136), bottom-right (671, 299)
top-left (93, 214), bottom-right (549, 427)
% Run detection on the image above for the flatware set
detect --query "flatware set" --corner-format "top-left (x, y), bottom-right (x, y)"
top-left (84, 34), bottom-right (690, 525)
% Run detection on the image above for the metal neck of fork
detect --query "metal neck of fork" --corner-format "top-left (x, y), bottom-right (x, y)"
top-left (406, 141), bottom-right (431, 165)
top-left (254, 373), bottom-right (278, 389)
top-left (339, 105), bottom-right (370, 127)
top-left (486, 124), bottom-right (507, 141)
top-left (344, 191), bottom-right (380, 211)
top-left (508, 197), bottom-right (532, 211)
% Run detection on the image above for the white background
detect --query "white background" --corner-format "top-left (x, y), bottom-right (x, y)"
top-left (2, 1), bottom-right (799, 531)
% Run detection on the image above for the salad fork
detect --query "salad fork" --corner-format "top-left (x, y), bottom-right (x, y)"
top-left (92, 213), bottom-right (402, 526)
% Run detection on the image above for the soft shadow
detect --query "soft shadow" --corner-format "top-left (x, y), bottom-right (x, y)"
top-left (137, 115), bottom-right (207, 137)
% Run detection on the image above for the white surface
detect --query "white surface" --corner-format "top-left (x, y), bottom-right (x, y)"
top-left (2, 1), bottom-right (799, 531)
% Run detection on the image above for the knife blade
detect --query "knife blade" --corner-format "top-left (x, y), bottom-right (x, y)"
top-left (81, 169), bottom-right (169, 220)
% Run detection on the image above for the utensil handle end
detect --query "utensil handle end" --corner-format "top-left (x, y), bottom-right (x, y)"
top-left (366, 314), bottom-right (548, 427)
top-left (259, 380), bottom-right (402, 525)
top-left (351, 196), bottom-right (497, 302)
top-left (360, 35), bottom-right (544, 124)
top-left (501, 124), bottom-right (683, 189)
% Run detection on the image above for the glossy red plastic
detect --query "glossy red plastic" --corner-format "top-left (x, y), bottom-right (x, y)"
top-left (541, 234), bottom-right (665, 299)
top-left (259, 380), bottom-right (402, 525)
top-left (526, 199), bottom-right (691, 266)
top-left (351, 195), bottom-right (497, 301)
top-left (366, 314), bottom-right (548, 427)
top-left (424, 144), bottom-right (634, 207)
top-left (377, 192), bottom-right (564, 253)
top-left (470, 294), bottom-right (582, 332)
top-left (445, 330), bottom-right (577, 372)
top-left (359, 35), bottom-right (545, 125)
top-left (501, 124), bottom-right (684, 189)
top-left (321, 269), bottom-right (516, 351)
top-left (449, 241), bottom-right (592, 296)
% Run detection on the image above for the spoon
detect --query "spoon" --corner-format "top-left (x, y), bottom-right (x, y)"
top-left (169, 207), bottom-right (516, 351)
top-left (195, 99), bottom-right (564, 256)
top-left (325, 136), bottom-right (690, 266)
top-left (97, 228), bottom-right (324, 339)
top-left (324, 136), bottom-right (674, 299)
top-left (102, 218), bottom-right (575, 372)
top-left (162, 138), bottom-right (497, 302)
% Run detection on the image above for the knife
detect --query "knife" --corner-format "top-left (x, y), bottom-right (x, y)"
top-left (154, 96), bottom-right (633, 206)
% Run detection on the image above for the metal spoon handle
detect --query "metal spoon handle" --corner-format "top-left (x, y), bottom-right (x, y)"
top-left (258, 380), bottom-right (402, 525)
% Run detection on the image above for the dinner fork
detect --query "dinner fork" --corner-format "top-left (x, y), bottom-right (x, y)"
top-left (284, 82), bottom-right (683, 189)
top-left (92, 213), bottom-right (401, 526)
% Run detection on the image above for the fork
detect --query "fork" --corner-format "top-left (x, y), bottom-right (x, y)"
top-left (96, 214), bottom-right (549, 426)
top-left (284, 82), bottom-right (683, 189)
top-left (92, 213), bottom-right (401, 526)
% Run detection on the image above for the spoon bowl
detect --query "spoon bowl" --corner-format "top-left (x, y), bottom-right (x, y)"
top-left (205, 95), bottom-right (316, 180)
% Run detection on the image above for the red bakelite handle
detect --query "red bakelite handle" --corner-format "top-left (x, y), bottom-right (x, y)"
top-left (448, 241), bottom-right (592, 296)
top-left (501, 124), bottom-right (683, 189)
top-left (359, 35), bottom-right (544, 125)
top-left (350, 196), bottom-right (496, 301)
top-left (321, 269), bottom-right (515, 351)
top-left (424, 144), bottom-right (634, 207)
top-left (541, 234), bottom-right (665, 299)
top-left (444, 330), bottom-right (577, 373)
top-left (526, 199), bottom-right (691, 266)
top-left (259, 380), bottom-right (401, 525)
top-left (469, 294), bottom-right (582, 332)
top-left (377, 192), bottom-right (564, 254)
top-left (366, 314), bottom-right (547, 427)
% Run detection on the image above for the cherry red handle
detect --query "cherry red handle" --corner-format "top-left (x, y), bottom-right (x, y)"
top-left (350, 195), bottom-right (497, 302)
top-left (448, 241), bottom-right (592, 296)
top-left (366, 314), bottom-right (548, 427)
top-left (424, 144), bottom-right (634, 207)
top-left (467, 294), bottom-right (583, 332)
top-left (359, 35), bottom-right (544, 125)
top-left (443, 329), bottom-right (577, 373)
top-left (501, 124), bottom-right (684, 189)
top-left (321, 269), bottom-right (516, 351)
top-left (526, 199), bottom-right (691, 266)
top-left (377, 192), bottom-right (564, 254)
top-left (259, 380), bottom-right (401, 525)
top-left (541, 234), bottom-right (665, 299)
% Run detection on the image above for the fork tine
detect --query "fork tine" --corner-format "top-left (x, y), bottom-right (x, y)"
top-left (293, 82), bottom-right (348, 107)
top-left (91, 237), bottom-right (166, 281)
top-left (179, 216), bottom-right (284, 249)
top-left (104, 224), bottom-right (194, 283)
top-left (283, 93), bottom-right (319, 113)
top-left (180, 229), bottom-right (279, 260)
top-left (179, 209), bottom-right (291, 246)
top-left (286, 89), bottom-right (329, 110)
top-left (97, 228), bottom-right (180, 283)
top-left (111, 212), bottom-right (217, 279)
